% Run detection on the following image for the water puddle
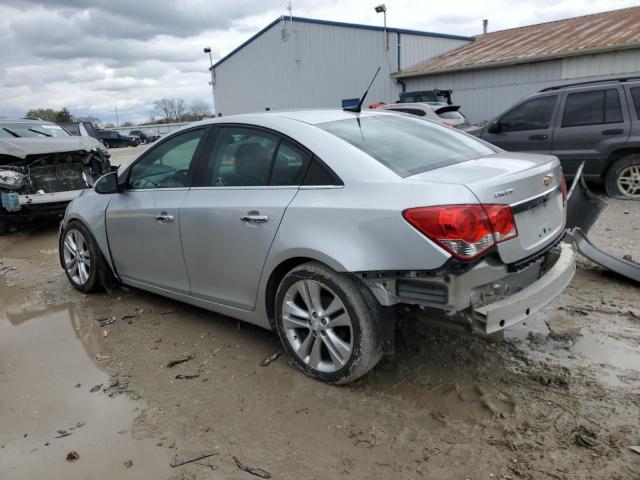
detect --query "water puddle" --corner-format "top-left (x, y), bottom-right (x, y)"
top-left (507, 308), bottom-right (640, 387)
top-left (0, 280), bottom-right (172, 479)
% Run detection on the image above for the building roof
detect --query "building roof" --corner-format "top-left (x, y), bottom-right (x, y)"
top-left (394, 6), bottom-right (640, 78)
top-left (212, 16), bottom-right (473, 70)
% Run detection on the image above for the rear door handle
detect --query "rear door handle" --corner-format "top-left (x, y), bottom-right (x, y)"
top-left (241, 214), bottom-right (269, 223)
top-left (528, 134), bottom-right (548, 140)
top-left (155, 212), bottom-right (174, 222)
top-left (602, 128), bottom-right (623, 135)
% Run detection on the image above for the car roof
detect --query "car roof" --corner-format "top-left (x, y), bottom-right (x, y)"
top-left (196, 109), bottom-right (385, 127)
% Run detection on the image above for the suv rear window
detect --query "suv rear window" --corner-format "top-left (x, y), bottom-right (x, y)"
top-left (562, 89), bottom-right (623, 127)
top-left (319, 114), bottom-right (494, 177)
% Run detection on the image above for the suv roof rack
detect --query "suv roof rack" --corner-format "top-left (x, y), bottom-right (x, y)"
top-left (540, 76), bottom-right (640, 92)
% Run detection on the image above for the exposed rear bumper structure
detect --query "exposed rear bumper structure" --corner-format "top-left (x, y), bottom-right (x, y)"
top-left (472, 241), bottom-right (576, 334)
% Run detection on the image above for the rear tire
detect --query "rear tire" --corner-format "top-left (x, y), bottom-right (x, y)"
top-left (274, 262), bottom-right (383, 384)
top-left (60, 221), bottom-right (106, 292)
top-left (605, 154), bottom-right (640, 199)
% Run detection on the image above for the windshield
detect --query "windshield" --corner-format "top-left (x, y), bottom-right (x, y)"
top-left (0, 123), bottom-right (71, 139)
top-left (319, 114), bottom-right (494, 177)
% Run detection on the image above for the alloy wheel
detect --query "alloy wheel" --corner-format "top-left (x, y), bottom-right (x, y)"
top-left (617, 164), bottom-right (640, 198)
top-left (281, 279), bottom-right (354, 373)
top-left (63, 229), bottom-right (91, 286)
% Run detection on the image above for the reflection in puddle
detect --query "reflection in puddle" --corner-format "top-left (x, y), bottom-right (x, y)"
top-left (507, 308), bottom-right (640, 387)
top-left (0, 280), bottom-right (171, 479)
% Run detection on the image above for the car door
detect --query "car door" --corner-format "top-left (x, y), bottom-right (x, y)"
top-left (106, 127), bottom-right (208, 294)
top-left (481, 94), bottom-right (558, 153)
top-left (180, 125), bottom-right (310, 310)
top-left (551, 86), bottom-right (630, 177)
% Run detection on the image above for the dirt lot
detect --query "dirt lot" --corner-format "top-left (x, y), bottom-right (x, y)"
top-left (1, 197), bottom-right (639, 480)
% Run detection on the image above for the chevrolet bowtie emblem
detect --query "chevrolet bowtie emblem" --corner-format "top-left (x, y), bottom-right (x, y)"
top-left (543, 174), bottom-right (554, 187)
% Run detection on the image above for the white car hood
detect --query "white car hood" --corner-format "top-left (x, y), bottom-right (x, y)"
top-left (0, 136), bottom-right (105, 160)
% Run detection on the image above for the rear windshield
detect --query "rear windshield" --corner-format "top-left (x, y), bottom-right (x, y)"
top-left (438, 110), bottom-right (465, 120)
top-left (0, 123), bottom-right (71, 139)
top-left (319, 114), bottom-right (494, 177)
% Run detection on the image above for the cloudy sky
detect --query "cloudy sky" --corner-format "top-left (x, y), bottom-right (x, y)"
top-left (0, 0), bottom-right (637, 124)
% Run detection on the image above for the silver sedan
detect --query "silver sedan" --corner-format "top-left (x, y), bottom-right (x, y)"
top-left (59, 110), bottom-right (576, 384)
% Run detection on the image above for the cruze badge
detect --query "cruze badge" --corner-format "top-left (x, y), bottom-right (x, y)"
top-left (543, 174), bottom-right (554, 187)
top-left (494, 188), bottom-right (514, 198)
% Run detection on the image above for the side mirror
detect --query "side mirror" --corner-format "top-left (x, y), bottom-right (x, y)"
top-left (488, 122), bottom-right (502, 134)
top-left (94, 171), bottom-right (119, 194)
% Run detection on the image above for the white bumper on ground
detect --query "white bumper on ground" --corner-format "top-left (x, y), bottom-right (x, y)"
top-left (473, 241), bottom-right (577, 334)
top-left (18, 189), bottom-right (84, 206)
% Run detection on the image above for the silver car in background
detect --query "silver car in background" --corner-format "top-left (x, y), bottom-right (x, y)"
top-left (59, 110), bottom-right (576, 384)
top-left (378, 102), bottom-right (471, 128)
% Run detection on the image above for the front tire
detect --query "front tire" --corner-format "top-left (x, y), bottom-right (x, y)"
top-left (274, 262), bottom-right (383, 384)
top-left (61, 222), bottom-right (103, 292)
top-left (605, 154), bottom-right (640, 199)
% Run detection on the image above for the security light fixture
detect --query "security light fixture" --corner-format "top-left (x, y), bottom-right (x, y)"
top-left (375, 4), bottom-right (386, 13)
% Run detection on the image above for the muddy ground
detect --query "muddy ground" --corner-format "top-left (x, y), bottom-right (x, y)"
top-left (1, 196), bottom-right (639, 480)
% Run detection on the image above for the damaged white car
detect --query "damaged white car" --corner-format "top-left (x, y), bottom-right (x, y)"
top-left (0, 119), bottom-right (111, 233)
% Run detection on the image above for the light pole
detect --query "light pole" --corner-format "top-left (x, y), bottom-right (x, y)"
top-left (375, 4), bottom-right (388, 50)
top-left (204, 47), bottom-right (216, 115)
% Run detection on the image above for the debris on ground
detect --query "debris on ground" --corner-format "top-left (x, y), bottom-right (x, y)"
top-left (574, 425), bottom-right (598, 448)
top-left (630, 446), bottom-right (640, 455)
top-left (96, 315), bottom-right (116, 327)
top-left (122, 308), bottom-right (145, 320)
top-left (260, 350), bottom-right (281, 366)
top-left (66, 451), bottom-right (79, 462)
top-left (166, 354), bottom-right (195, 368)
top-left (175, 373), bottom-right (200, 380)
top-left (124, 459), bottom-right (133, 468)
top-left (233, 456), bottom-right (271, 478)
top-left (169, 453), bottom-right (219, 468)
top-left (89, 384), bottom-right (102, 393)
top-left (100, 329), bottom-right (109, 338)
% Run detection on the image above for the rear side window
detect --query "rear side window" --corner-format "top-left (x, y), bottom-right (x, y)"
top-left (270, 141), bottom-right (310, 186)
top-left (499, 96), bottom-right (557, 132)
top-left (320, 114), bottom-right (494, 177)
top-left (303, 158), bottom-right (342, 186)
top-left (629, 87), bottom-right (640, 119)
top-left (561, 89), bottom-right (623, 127)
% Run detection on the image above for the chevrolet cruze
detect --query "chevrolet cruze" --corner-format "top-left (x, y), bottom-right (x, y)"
top-left (59, 110), bottom-right (576, 383)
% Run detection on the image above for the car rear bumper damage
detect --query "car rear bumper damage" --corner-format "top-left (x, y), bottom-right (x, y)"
top-left (360, 235), bottom-right (577, 335)
top-left (472, 241), bottom-right (576, 334)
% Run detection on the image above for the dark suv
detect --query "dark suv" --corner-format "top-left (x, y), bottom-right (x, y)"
top-left (129, 129), bottom-right (160, 143)
top-left (472, 77), bottom-right (640, 199)
top-left (96, 130), bottom-right (139, 148)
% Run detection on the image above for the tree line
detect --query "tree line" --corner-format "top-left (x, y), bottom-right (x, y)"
top-left (23, 98), bottom-right (211, 128)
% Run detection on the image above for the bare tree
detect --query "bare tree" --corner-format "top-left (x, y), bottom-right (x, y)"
top-left (153, 98), bottom-right (175, 122)
top-left (173, 98), bottom-right (187, 121)
top-left (190, 100), bottom-right (210, 120)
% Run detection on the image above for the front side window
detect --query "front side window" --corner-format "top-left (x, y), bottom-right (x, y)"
top-left (201, 127), bottom-right (278, 187)
top-left (320, 114), bottom-right (495, 177)
top-left (499, 96), bottom-right (557, 132)
top-left (561, 89), bottom-right (622, 127)
top-left (128, 128), bottom-right (204, 189)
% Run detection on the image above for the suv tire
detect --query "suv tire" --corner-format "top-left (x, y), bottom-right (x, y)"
top-left (605, 154), bottom-right (640, 199)
top-left (274, 262), bottom-right (383, 384)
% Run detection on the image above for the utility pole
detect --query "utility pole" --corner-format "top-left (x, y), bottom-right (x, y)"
top-left (204, 47), bottom-right (216, 115)
top-left (375, 4), bottom-right (388, 50)
top-left (114, 105), bottom-right (119, 127)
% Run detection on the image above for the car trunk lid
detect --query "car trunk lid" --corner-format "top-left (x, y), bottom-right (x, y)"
top-left (409, 152), bottom-right (565, 264)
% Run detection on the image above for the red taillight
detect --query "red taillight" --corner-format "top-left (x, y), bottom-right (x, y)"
top-left (561, 174), bottom-right (568, 205)
top-left (403, 204), bottom-right (518, 260)
top-left (441, 121), bottom-right (454, 127)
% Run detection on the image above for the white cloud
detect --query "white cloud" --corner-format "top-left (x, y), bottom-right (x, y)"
top-left (0, 0), bottom-right (637, 124)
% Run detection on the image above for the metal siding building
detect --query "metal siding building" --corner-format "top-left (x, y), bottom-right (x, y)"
top-left (211, 17), bottom-right (470, 116)
top-left (395, 7), bottom-right (640, 123)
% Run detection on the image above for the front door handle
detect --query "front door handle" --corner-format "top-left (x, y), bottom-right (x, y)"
top-left (602, 128), bottom-right (623, 135)
top-left (155, 212), bottom-right (174, 222)
top-left (241, 214), bottom-right (269, 223)
top-left (529, 134), bottom-right (548, 140)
